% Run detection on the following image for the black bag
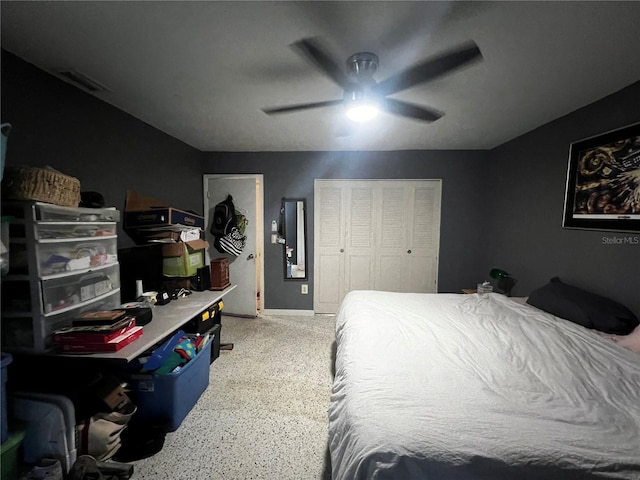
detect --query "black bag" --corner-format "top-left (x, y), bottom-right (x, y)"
top-left (210, 195), bottom-right (237, 237)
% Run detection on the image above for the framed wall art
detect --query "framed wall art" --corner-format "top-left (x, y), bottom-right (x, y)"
top-left (562, 122), bottom-right (640, 233)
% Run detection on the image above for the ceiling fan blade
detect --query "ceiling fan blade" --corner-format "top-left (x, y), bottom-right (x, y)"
top-left (373, 41), bottom-right (482, 96)
top-left (291, 37), bottom-right (351, 89)
top-left (262, 99), bottom-right (344, 115)
top-left (381, 98), bottom-right (443, 122)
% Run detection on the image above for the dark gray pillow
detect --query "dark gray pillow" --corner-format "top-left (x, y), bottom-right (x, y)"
top-left (526, 277), bottom-right (638, 335)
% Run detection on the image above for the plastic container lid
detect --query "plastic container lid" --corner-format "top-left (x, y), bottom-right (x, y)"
top-left (1, 352), bottom-right (12, 369)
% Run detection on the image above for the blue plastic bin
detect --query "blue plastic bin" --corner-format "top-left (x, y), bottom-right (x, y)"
top-left (1, 352), bottom-right (12, 443)
top-left (125, 340), bottom-right (212, 432)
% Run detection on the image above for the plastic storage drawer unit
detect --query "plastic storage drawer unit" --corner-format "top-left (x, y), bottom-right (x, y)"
top-left (126, 340), bottom-right (212, 431)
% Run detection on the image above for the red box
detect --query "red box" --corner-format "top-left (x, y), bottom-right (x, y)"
top-left (60, 326), bottom-right (143, 352)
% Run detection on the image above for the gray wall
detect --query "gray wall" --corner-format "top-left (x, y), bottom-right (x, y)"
top-left (1, 50), bottom-right (204, 249)
top-left (2, 50), bottom-right (638, 314)
top-left (484, 82), bottom-right (640, 316)
top-left (202, 151), bottom-right (489, 309)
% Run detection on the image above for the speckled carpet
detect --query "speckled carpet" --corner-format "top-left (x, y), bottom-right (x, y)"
top-left (130, 313), bottom-right (335, 480)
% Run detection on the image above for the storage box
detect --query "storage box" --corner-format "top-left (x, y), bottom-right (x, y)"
top-left (124, 208), bottom-right (204, 230)
top-left (125, 340), bottom-right (212, 431)
top-left (1, 429), bottom-right (26, 480)
top-left (10, 392), bottom-right (77, 473)
top-left (123, 190), bottom-right (204, 230)
top-left (162, 240), bottom-right (208, 277)
top-left (210, 258), bottom-right (230, 290)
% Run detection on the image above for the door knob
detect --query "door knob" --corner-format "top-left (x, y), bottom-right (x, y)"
top-left (340, 249), bottom-right (344, 253)
top-left (247, 253), bottom-right (255, 260)
top-left (407, 250), bottom-right (412, 254)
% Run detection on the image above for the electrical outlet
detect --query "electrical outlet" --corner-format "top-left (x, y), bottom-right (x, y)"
top-left (301, 284), bottom-right (308, 294)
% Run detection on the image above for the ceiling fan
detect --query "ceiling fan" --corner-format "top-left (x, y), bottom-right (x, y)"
top-left (262, 37), bottom-right (483, 123)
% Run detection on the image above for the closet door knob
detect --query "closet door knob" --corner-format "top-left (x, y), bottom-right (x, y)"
top-left (340, 249), bottom-right (344, 253)
top-left (407, 249), bottom-right (412, 254)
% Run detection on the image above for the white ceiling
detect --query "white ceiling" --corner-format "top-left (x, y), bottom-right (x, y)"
top-left (2, 1), bottom-right (640, 152)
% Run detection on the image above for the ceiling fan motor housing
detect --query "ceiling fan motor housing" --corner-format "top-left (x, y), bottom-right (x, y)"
top-left (344, 52), bottom-right (380, 104)
top-left (347, 52), bottom-right (379, 79)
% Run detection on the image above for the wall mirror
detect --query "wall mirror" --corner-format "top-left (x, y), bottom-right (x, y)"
top-left (281, 198), bottom-right (307, 280)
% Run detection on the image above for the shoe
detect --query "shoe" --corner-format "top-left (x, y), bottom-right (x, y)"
top-left (68, 456), bottom-right (102, 480)
top-left (68, 455), bottom-right (134, 480)
top-left (21, 458), bottom-right (63, 480)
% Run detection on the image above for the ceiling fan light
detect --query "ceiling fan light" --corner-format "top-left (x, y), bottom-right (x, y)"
top-left (346, 102), bottom-right (379, 122)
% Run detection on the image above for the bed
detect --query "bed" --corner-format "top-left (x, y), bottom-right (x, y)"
top-left (328, 290), bottom-right (640, 479)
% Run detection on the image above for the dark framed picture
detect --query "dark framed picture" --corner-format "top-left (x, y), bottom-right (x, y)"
top-left (562, 122), bottom-right (640, 233)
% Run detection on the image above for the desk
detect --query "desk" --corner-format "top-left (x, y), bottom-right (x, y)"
top-left (7, 286), bottom-right (237, 447)
top-left (58, 285), bottom-right (236, 363)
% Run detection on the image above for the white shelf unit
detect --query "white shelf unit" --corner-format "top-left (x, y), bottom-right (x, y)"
top-left (1, 201), bottom-right (122, 352)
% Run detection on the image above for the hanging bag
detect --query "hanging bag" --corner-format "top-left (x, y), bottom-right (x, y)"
top-left (211, 198), bottom-right (247, 256)
top-left (210, 195), bottom-right (237, 237)
top-left (215, 226), bottom-right (246, 256)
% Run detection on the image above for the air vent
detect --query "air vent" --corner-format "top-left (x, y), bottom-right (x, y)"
top-left (54, 69), bottom-right (109, 93)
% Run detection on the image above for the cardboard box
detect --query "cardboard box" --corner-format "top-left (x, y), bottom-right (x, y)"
top-left (162, 239), bottom-right (209, 277)
top-left (97, 382), bottom-right (133, 412)
top-left (124, 190), bottom-right (205, 230)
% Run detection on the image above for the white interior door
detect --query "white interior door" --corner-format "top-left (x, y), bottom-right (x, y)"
top-left (203, 175), bottom-right (263, 317)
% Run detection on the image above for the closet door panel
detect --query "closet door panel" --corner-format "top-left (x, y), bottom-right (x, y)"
top-left (375, 184), bottom-right (409, 291)
top-left (314, 184), bottom-right (346, 313)
top-left (317, 254), bottom-right (342, 307)
top-left (346, 254), bottom-right (373, 291)
top-left (403, 182), bottom-right (441, 293)
top-left (378, 255), bottom-right (403, 292)
top-left (345, 186), bottom-right (376, 294)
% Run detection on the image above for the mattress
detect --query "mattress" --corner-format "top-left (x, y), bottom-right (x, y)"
top-left (329, 291), bottom-right (640, 479)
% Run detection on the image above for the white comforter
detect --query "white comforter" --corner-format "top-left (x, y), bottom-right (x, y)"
top-left (329, 291), bottom-right (640, 480)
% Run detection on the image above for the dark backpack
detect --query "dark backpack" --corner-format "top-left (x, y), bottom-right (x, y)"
top-left (210, 194), bottom-right (237, 237)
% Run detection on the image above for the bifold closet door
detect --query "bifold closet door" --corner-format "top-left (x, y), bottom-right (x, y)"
top-left (313, 183), bottom-right (378, 313)
top-left (374, 181), bottom-right (440, 293)
top-left (314, 180), bottom-right (441, 314)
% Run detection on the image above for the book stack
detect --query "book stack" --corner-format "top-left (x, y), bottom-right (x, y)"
top-left (53, 310), bottom-right (143, 352)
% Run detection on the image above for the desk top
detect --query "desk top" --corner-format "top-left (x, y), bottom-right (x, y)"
top-left (60, 285), bottom-right (236, 363)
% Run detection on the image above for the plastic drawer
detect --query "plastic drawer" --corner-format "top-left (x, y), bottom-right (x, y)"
top-left (36, 238), bottom-right (118, 277)
top-left (35, 203), bottom-right (120, 223)
top-left (1, 291), bottom-right (121, 351)
top-left (42, 264), bottom-right (120, 314)
top-left (36, 223), bottom-right (116, 240)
